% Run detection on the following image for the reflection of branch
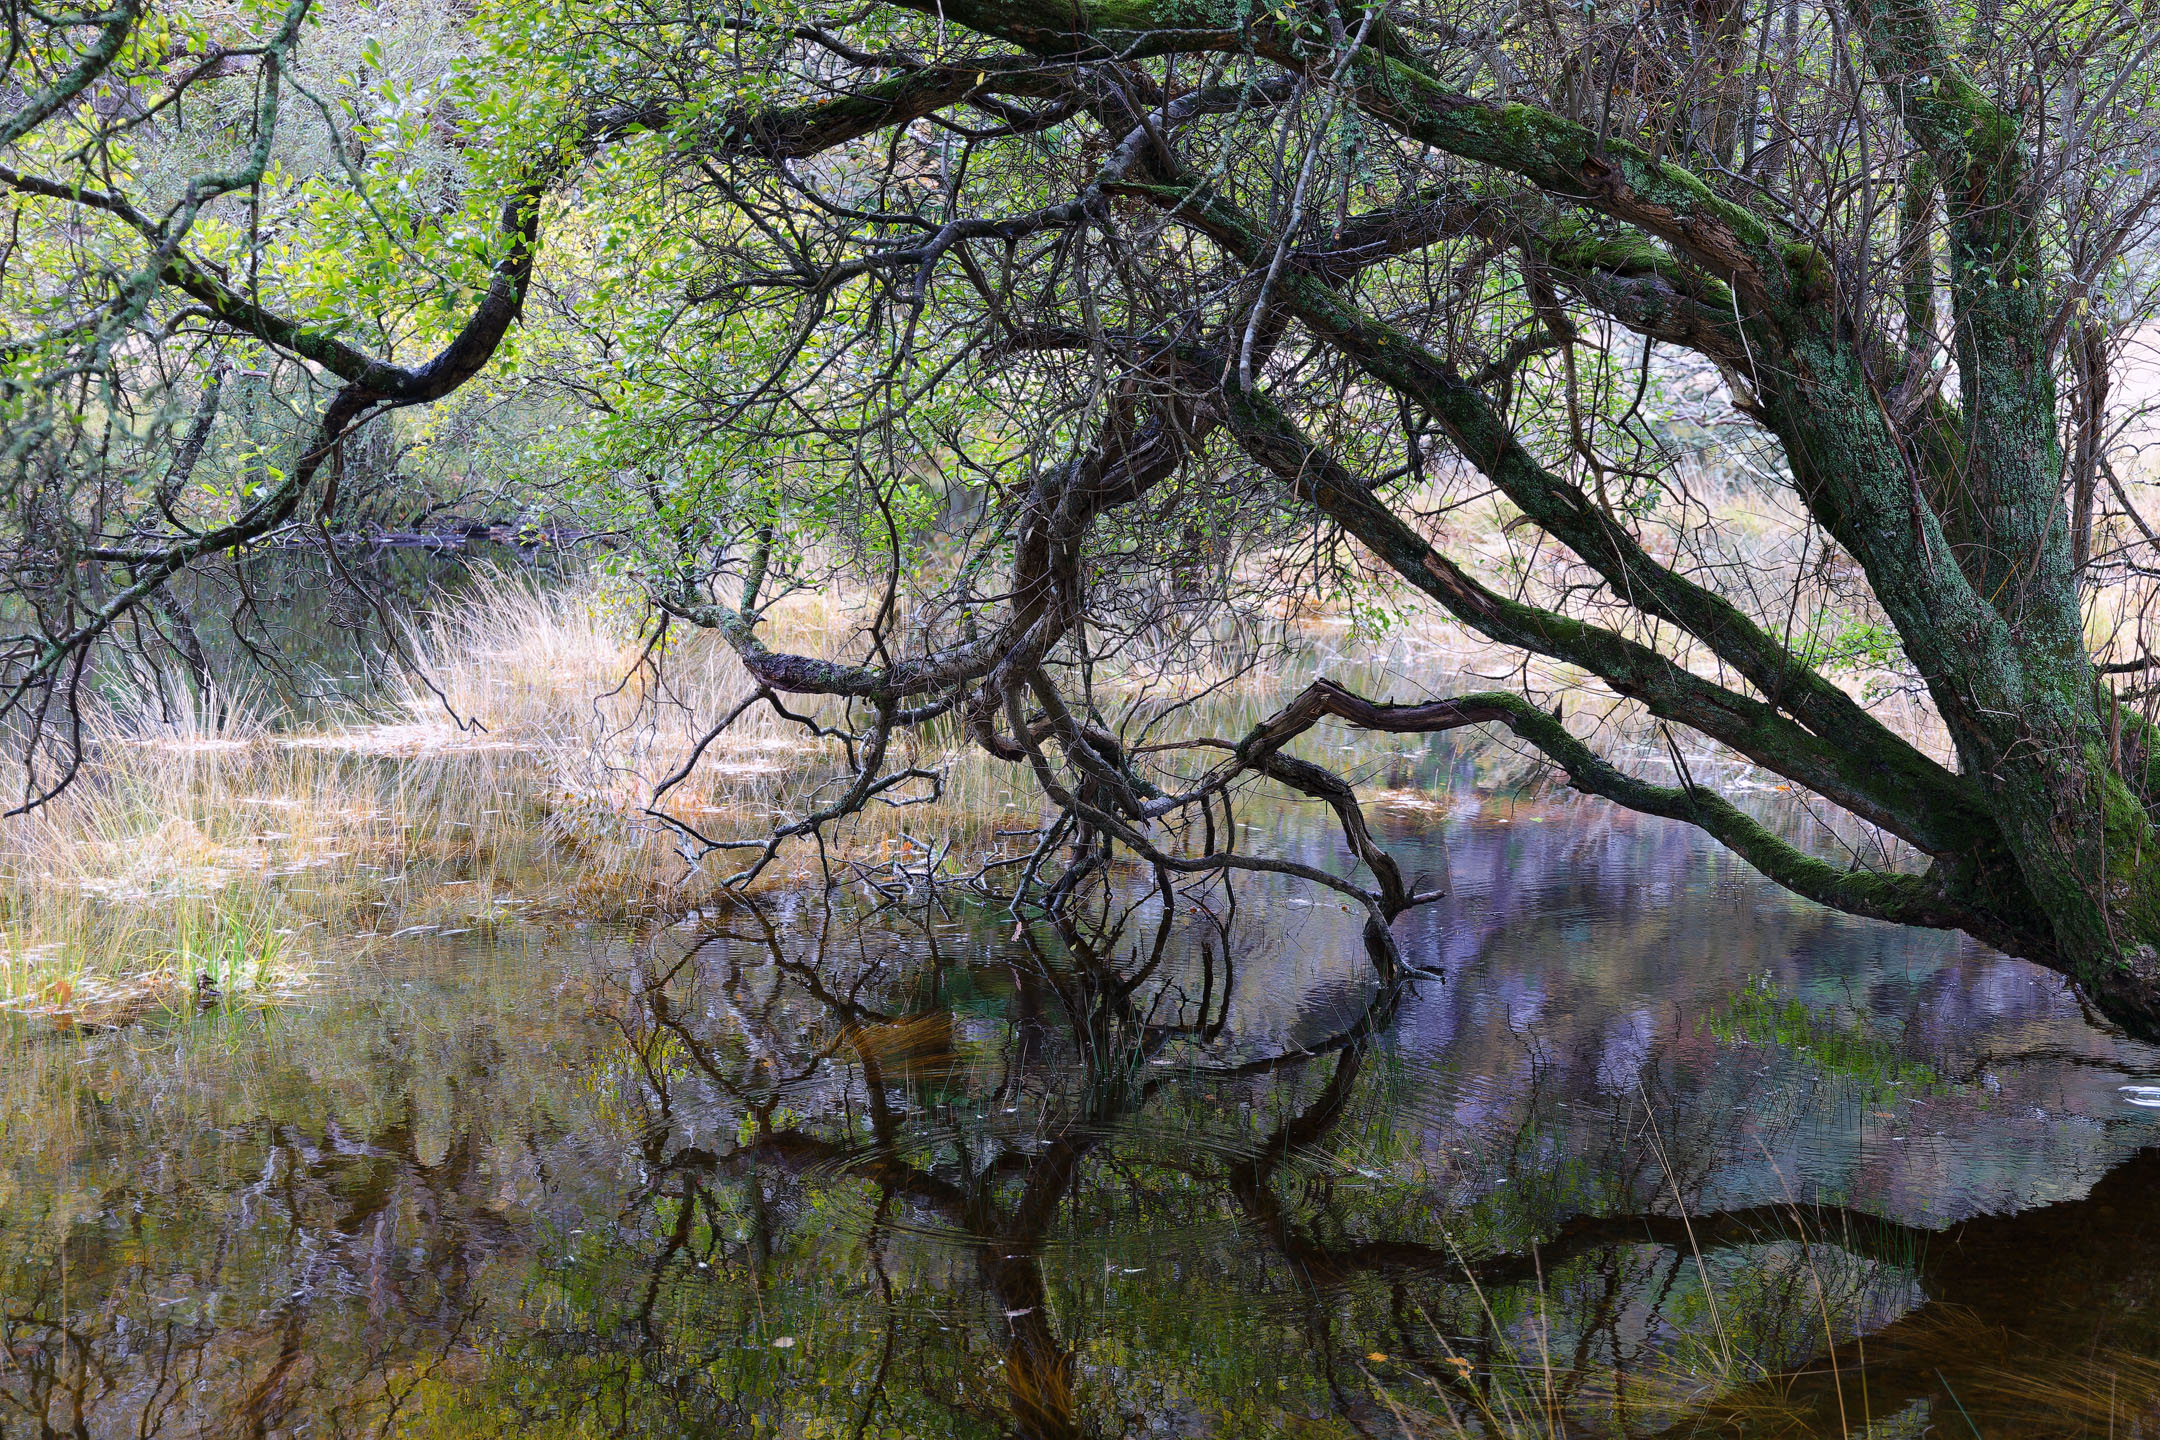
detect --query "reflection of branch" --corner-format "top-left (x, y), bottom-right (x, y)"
top-left (1169, 969), bottom-right (1407, 1085)
top-left (699, 1128), bottom-right (972, 1213)
top-left (1946, 1043), bottom-right (2158, 1084)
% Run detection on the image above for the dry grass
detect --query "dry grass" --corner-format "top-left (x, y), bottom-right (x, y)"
top-left (0, 576), bottom-right (1016, 1026)
top-left (0, 696), bottom-right (549, 1027)
top-left (0, 506), bottom-right (1970, 1031)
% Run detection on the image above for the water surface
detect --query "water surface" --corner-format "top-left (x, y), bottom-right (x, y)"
top-left (5, 780), bottom-right (2159, 1437)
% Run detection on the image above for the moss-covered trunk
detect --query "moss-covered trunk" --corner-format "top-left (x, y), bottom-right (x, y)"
top-left (1765, 256), bottom-right (2160, 1035)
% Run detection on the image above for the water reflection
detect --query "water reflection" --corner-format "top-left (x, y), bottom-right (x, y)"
top-left (3, 805), bottom-right (2160, 1435)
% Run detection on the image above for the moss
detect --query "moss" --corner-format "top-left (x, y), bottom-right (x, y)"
top-left (1920, 72), bottom-right (2019, 155)
top-left (2075, 743), bottom-right (2160, 973)
top-left (2097, 748), bottom-right (2154, 869)
top-left (1782, 242), bottom-right (1833, 303)
top-left (2117, 699), bottom-right (2160, 804)
top-left (1543, 215), bottom-right (1675, 277)
top-left (1088, 0), bottom-right (1232, 30)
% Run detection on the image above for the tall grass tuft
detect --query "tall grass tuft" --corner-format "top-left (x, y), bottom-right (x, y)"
top-left (0, 575), bottom-right (1006, 1025)
top-left (0, 557), bottom-right (1974, 1029)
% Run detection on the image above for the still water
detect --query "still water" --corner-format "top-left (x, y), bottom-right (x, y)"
top-left (4, 784), bottom-right (2159, 1436)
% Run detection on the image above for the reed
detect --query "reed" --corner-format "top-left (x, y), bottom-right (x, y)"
top-left (0, 575), bottom-right (1010, 1024)
top-left (0, 535), bottom-right (1975, 1031)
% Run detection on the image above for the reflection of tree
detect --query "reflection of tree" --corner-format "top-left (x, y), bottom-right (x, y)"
top-left (608, 896), bottom-right (2160, 1438)
top-left (4, 893), bottom-right (2157, 1438)
top-left (1655, 1146), bottom-right (2160, 1435)
top-left (0, 1102), bottom-right (515, 1437)
top-left (1220, 1033), bottom-right (2160, 1436)
top-left (623, 899), bottom-right (1286, 1439)
top-left (611, 901), bottom-right (1728, 1434)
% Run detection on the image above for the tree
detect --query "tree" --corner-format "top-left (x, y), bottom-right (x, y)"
top-left (13, 0), bottom-right (2160, 1031)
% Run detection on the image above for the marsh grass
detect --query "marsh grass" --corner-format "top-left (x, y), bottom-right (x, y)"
top-left (0, 723), bottom-right (543, 1027)
top-left (1332, 1239), bottom-right (2160, 1439)
top-left (0, 537), bottom-right (1971, 1031)
top-left (0, 568), bottom-right (1507, 1027)
top-left (0, 576), bottom-right (1021, 1025)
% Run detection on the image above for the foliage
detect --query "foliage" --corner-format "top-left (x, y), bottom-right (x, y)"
top-left (16, 0), bottom-right (2160, 1032)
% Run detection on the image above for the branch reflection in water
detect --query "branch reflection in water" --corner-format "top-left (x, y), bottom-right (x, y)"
top-left (2, 841), bottom-right (2159, 1436)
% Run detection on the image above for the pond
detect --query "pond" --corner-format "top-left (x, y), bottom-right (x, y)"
top-left (3, 772), bottom-right (2159, 1436)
